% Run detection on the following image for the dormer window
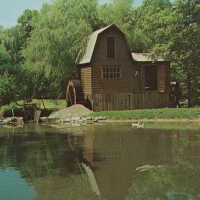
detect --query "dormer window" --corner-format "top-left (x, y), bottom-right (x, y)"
top-left (107, 37), bottom-right (115, 58)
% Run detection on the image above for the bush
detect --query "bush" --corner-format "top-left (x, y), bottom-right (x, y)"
top-left (0, 72), bottom-right (19, 105)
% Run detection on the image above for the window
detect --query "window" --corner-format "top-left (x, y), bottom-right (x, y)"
top-left (145, 66), bottom-right (157, 90)
top-left (102, 66), bottom-right (121, 80)
top-left (107, 37), bottom-right (115, 58)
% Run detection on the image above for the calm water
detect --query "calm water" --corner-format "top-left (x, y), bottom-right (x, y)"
top-left (0, 123), bottom-right (200, 200)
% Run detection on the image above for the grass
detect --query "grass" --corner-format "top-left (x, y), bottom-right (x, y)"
top-left (0, 99), bottom-right (66, 118)
top-left (91, 107), bottom-right (200, 120)
top-left (2, 100), bottom-right (200, 122)
top-left (31, 99), bottom-right (66, 110)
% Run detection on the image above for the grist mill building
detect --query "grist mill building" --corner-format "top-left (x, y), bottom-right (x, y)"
top-left (75, 24), bottom-right (170, 111)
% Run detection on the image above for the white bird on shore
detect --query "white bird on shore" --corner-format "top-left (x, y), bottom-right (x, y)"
top-left (131, 121), bottom-right (144, 128)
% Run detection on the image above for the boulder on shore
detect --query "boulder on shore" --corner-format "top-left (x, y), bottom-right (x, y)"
top-left (48, 104), bottom-right (93, 120)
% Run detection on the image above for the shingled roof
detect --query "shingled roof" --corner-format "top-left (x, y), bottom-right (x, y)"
top-left (79, 24), bottom-right (113, 65)
top-left (131, 53), bottom-right (165, 62)
top-left (78, 24), bottom-right (167, 65)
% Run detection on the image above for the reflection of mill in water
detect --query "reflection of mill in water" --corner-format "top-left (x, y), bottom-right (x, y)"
top-left (67, 131), bottom-right (99, 197)
top-left (66, 127), bottom-right (153, 200)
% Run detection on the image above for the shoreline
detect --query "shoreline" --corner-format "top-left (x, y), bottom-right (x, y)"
top-left (100, 118), bottom-right (200, 123)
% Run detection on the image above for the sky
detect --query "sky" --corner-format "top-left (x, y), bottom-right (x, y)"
top-left (0, 0), bottom-right (142, 28)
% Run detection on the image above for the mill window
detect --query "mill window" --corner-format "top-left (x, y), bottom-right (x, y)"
top-left (145, 66), bottom-right (157, 90)
top-left (107, 37), bottom-right (115, 58)
top-left (102, 66), bottom-right (121, 80)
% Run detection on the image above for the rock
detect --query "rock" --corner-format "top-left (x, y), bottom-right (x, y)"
top-left (98, 116), bottom-right (106, 120)
top-left (72, 123), bottom-right (81, 127)
top-left (16, 117), bottom-right (24, 126)
top-left (93, 116), bottom-right (106, 121)
top-left (1, 117), bottom-right (24, 127)
top-left (48, 104), bottom-right (92, 120)
top-left (85, 116), bottom-right (92, 121)
top-left (72, 116), bottom-right (81, 121)
top-left (0, 120), bottom-right (7, 125)
top-left (40, 117), bottom-right (49, 122)
top-left (93, 117), bottom-right (99, 122)
top-left (63, 118), bottom-right (71, 122)
top-left (3, 117), bottom-right (13, 124)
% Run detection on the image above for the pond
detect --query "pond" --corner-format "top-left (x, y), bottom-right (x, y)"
top-left (0, 123), bottom-right (200, 200)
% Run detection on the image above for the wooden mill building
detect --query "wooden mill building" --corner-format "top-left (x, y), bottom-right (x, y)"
top-left (74, 24), bottom-right (170, 111)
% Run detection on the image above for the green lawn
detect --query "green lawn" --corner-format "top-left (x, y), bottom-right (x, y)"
top-left (31, 99), bottom-right (66, 110)
top-left (91, 107), bottom-right (200, 120)
top-left (2, 100), bottom-right (200, 121)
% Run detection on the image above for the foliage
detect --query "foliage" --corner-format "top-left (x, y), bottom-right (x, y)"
top-left (1, 26), bottom-right (25, 65)
top-left (98, 0), bottom-right (136, 48)
top-left (17, 9), bottom-right (39, 40)
top-left (1, 0), bottom-right (200, 106)
top-left (134, 0), bottom-right (200, 106)
top-left (0, 72), bottom-right (19, 105)
top-left (0, 99), bottom-right (66, 117)
top-left (22, 0), bottom-right (99, 97)
top-left (0, 44), bottom-right (11, 64)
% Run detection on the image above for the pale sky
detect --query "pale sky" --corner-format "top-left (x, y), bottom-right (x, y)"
top-left (0, 0), bottom-right (142, 28)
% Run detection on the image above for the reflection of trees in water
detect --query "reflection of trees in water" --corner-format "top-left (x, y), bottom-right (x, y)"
top-left (0, 129), bottom-right (99, 200)
top-left (0, 133), bottom-right (78, 178)
top-left (126, 132), bottom-right (200, 200)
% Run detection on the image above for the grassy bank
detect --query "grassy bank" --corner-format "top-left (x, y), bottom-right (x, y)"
top-left (91, 108), bottom-right (200, 120)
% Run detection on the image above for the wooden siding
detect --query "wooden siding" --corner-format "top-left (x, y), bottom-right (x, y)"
top-left (80, 66), bottom-right (92, 99)
top-left (158, 63), bottom-right (169, 93)
top-left (78, 25), bottom-right (170, 111)
top-left (93, 93), bottom-right (169, 111)
top-left (91, 27), bottom-right (136, 95)
top-left (139, 62), bottom-right (170, 93)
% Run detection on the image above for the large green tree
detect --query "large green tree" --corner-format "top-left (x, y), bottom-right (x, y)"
top-left (133, 0), bottom-right (200, 106)
top-left (0, 10), bottom-right (38, 105)
top-left (22, 0), bottom-right (100, 98)
top-left (98, 0), bottom-right (136, 49)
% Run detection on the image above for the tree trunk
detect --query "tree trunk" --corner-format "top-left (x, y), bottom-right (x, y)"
top-left (187, 72), bottom-right (192, 107)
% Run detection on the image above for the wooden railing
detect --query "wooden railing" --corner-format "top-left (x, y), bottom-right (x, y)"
top-left (93, 92), bottom-right (169, 111)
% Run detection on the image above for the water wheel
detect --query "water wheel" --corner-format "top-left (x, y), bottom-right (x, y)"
top-left (66, 80), bottom-right (77, 107)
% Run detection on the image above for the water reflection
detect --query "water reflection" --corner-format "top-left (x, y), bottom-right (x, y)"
top-left (0, 124), bottom-right (200, 200)
top-left (0, 168), bottom-right (35, 200)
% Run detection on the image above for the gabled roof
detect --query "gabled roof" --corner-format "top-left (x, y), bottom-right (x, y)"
top-left (78, 24), bottom-right (168, 65)
top-left (79, 24), bottom-right (120, 65)
top-left (131, 53), bottom-right (165, 62)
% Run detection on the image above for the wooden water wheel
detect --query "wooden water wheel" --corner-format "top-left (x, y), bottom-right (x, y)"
top-left (66, 80), bottom-right (77, 107)
top-left (66, 79), bottom-right (92, 108)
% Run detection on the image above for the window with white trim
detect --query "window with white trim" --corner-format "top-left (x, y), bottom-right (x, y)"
top-left (102, 66), bottom-right (121, 80)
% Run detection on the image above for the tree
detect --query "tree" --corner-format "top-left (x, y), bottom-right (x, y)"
top-left (2, 26), bottom-right (25, 65)
top-left (22, 0), bottom-right (100, 98)
top-left (133, 0), bottom-right (200, 106)
top-left (0, 44), bottom-right (11, 65)
top-left (17, 9), bottom-right (39, 44)
top-left (98, 0), bottom-right (136, 48)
